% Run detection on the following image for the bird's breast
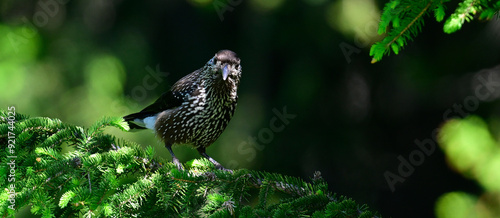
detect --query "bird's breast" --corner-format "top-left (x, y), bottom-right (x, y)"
top-left (155, 82), bottom-right (237, 147)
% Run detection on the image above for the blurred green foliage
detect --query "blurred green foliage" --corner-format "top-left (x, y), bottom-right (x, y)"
top-left (0, 24), bottom-right (40, 108)
top-left (437, 116), bottom-right (500, 217)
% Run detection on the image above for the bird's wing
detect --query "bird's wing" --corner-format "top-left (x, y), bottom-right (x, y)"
top-left (123, 90), bottom-right (184, 122)
top-left (123, 69), bottom-right (201, 122)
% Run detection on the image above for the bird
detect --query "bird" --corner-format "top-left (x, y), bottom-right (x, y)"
top-left (123, 50), bottom-right (241, 171)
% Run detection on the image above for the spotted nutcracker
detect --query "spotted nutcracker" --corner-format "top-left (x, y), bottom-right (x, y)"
top-left (124, 50), bottom-right (241, 171)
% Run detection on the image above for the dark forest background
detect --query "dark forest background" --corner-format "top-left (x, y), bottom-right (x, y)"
top-left (1, 0), bottom-right (500, 217)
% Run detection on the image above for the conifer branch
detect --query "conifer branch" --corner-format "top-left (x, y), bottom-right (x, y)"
top-left (370, 0), bottom-right (500, 63)
top-left (0, 111), bottom-right (381, 217)
top-left (385, 1), bottom-right (432, 58)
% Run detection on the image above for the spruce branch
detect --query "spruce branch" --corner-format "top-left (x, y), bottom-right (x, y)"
top-left (0, 111), bottom-right (381, 217)
top-left (443, 0), bottom-right (482, 33)
top-left (370, 0), bottom-right (500, 63)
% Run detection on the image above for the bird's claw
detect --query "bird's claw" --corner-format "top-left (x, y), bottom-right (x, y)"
top-left (172, 158), bottom-right (184, 171)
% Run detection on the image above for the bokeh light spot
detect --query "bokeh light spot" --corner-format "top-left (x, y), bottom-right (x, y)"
top-left (0, 24), bottom-right (40, 104)
top-left (438, 116), bottom-right (496, 176)
top-left (326, 0), bottom-right (380, 41)
top-left (435, 192), bottom-right (477, 218)
top-left (0, 62), bottom-right (27, 102)
top-left (85, 54), bottom-right (126, 97)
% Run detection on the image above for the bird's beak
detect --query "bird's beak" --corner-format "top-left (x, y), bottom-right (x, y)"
top-left (222, 65), bottom-right (229, 80)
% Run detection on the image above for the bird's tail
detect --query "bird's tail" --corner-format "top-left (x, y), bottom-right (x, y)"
top-left (123, 113), bottom-right (147, 130)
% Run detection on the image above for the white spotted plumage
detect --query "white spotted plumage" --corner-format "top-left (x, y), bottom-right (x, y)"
top-left (124, 50), bottom-right (241, 170)
top-left (150, 51), bottom-right (241, 149)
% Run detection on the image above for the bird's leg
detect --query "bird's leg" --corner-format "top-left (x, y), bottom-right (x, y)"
top-left (165, 142), bottom-right (184, 170)
top-left (197, 147), bottom-right (232, 172)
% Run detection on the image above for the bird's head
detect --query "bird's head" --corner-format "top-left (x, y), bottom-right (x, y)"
top-left (203, 50), bottom-right (241, 84)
